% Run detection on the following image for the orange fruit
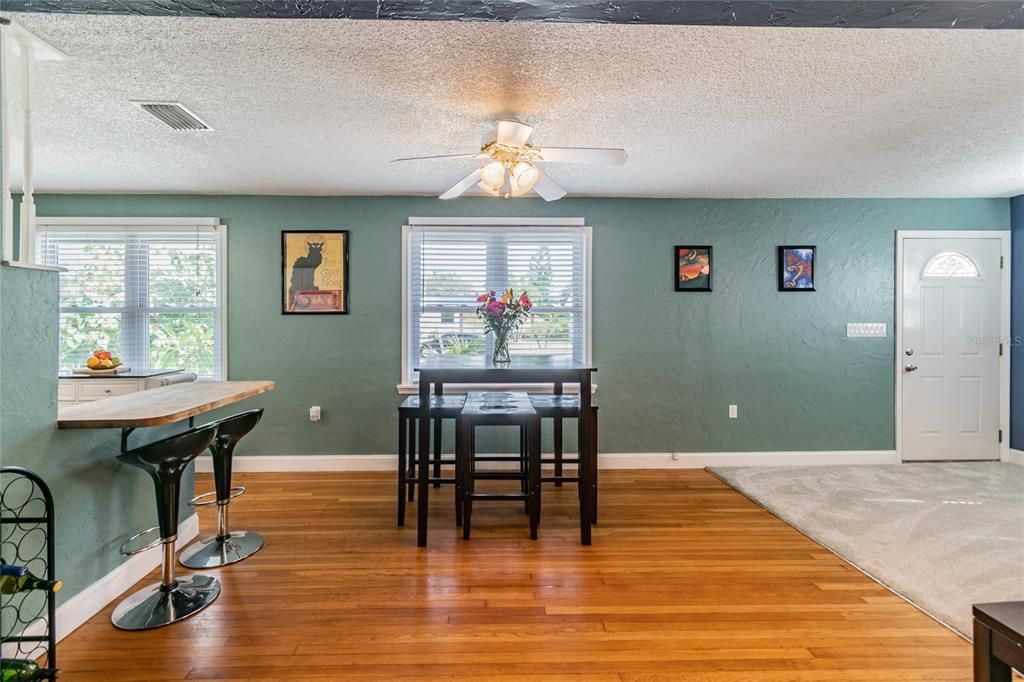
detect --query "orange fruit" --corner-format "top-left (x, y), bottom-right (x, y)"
top-left (86, 357), bottom-right (101, 369)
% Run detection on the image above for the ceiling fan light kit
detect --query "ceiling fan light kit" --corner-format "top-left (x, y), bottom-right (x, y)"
top-left (393, 120), bottom-right (626, 202)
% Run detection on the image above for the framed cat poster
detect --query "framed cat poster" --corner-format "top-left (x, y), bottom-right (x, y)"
top-left (281, 230), bottom-right (349, 314)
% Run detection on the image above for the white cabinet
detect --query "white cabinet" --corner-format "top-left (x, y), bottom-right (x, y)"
top-left (76, 380), bottom-right (140, 402)
top-left (58, 372), bottom-right (196, 405)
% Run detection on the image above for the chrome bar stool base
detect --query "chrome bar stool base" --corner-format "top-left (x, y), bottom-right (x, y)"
top-left (180, 530), bottom-right (264, 569)
top-left (112, 574), bottom-right (220, 631)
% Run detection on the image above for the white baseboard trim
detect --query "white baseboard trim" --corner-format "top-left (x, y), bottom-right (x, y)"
top-left (195, 454), bottom-right (397, 472)
top-left (2, 513), bottom-right (199, 656)
top-left (1008, 449), bottom-right (1024, 466)
top-left (601, 450), bottom-right (900, 469)
top-left (196, 450), bottom-right (900, 473)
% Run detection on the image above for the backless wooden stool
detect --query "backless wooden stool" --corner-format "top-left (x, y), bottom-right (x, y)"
top-left (456, 392), bottom-right (541, 540)
top-left (397, 393), bottom-right (466, 526)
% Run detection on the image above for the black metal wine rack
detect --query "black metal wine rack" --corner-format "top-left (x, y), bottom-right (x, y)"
top-left (1, 466), bottom-right (57, 680)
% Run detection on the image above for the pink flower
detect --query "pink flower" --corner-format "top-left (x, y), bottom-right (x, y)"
top-left (486, 300), bottom-right (505, 317)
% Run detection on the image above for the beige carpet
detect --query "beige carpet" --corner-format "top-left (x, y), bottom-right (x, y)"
top-left (710, 462), bottom-right (1024, 637)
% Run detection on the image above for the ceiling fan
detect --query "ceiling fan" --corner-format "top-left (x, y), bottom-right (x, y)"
top-left (392, 120), bottom-right (627, 201)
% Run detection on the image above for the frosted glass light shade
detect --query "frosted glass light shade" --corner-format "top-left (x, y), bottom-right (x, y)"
top-left (480, 161), bottom-right (506, 192)
top-left (510, 162), bottom-right (540, 196)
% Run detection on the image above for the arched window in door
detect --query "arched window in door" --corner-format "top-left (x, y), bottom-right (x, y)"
top-left (922, 251), bottom-right (981, 279)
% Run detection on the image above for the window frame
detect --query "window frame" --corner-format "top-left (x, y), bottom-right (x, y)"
top-left (399, 217), bottom-right (592, 394)
top-left (29, 217), bottom-right (229, 381)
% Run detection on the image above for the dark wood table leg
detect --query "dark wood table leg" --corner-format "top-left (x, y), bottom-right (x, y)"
top-left (454, 415), bottom-right (465, 528)
top-left (591, 407), bottom-right (598, 525)
top-left (461, 420), bottom-right (474, 541)
top-left (975, 618), bottom-right (1013, 682)
top-left (397, 413), bottom-right (407, 527)
top-left (553, 417), bottom-right (564, 487)
top-left (528, 414), bottom-right (541, 540)
top-left (407, 416), bottom-right (416, 502)
top-left (416, 379), bottom-right (432, 547)
top-left (554, 382), bottom-right (564, 487)
top-left (520, 424), bottom-right (528, 514)
top-left (432, 417), bottom-right (443, 488)
top-left (577, 371), bottom-right (593, 545)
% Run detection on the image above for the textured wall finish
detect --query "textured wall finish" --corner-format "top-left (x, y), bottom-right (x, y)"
top-left (0, 266), bottom-right (200, 606)
top-left (1011, 194), bottom-right (1024, 449)
top-left (6, 14), bottom-right (1024, 197)
top-left (30, 194), bottom-right (1009, 458)
top-left (3, 0), bottom-right (1023, 29)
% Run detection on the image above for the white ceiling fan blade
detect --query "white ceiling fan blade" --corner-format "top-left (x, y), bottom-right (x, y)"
top-left (537, 147), bottom-right (627, 165)
top-left (439, 168), bottom-right (483, 200)
top-left (532, 170), bottom-right (567, 202)
top-left (392, 152), bottom-right (484, 163)
top-left (493, 120), bottom-right (534, 148)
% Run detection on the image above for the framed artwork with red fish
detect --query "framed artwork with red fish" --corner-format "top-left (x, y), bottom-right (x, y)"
top-left (778, 245), bottom-right (815, 291)
top-left (675, 246), bottom-right (712, 292)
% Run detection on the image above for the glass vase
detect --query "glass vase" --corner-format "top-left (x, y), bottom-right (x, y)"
top-left (491, 330), bottom-right (512, 366)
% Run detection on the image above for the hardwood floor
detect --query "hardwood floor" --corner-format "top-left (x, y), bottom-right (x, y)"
top-left (58, 470), bottom-right (971, 681)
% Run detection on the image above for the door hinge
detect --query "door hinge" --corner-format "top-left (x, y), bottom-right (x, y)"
top-left (999, 429), bottom-right (1003, 444)
top-left (1000, 342), bottom-right (1004, 357)
top-left (1000, 256), bottom-right (1005, 269)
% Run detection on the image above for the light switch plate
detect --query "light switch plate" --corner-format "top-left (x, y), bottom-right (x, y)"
top-left (847, 322), bottom-right (887, 338)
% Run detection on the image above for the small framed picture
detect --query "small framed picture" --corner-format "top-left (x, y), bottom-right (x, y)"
top-left (778, 246), bottom-right (815, 291)
top-left (282, 230), bottom-right (350, 314)
top-left (675, 246), bottom-right (712, 292)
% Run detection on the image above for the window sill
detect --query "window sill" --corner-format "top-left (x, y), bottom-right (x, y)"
top-left (396, 383), bottom-right (597, 395)
top-left (1, 260), bottom-right (65, 272)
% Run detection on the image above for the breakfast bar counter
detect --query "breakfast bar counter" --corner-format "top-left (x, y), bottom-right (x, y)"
top-left (58, 380), bottom-right (275, 432)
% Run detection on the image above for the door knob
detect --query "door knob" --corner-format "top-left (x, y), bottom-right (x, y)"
top-left (905, 348), bottom-right (914, 356)
top-left (905, 364), bottom-right (918, 373)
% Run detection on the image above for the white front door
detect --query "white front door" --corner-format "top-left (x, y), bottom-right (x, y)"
top-left (900, 236), bottom-right (1004, 461)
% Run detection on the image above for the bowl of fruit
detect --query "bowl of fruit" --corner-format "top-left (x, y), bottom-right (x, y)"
top-left (76, 349), bottom-right (126, 374)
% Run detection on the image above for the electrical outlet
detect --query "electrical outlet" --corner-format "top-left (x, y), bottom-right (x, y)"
top-left (309, 405), bottom-right (321, 422)
top-left (847, 322), bottom-right (887, 338)
top-left (729, 404), bottom-right (738, 419)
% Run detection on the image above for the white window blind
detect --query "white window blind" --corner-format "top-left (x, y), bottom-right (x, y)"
top-left (404, 221), bottom-right (590, 383)
top-left (34, 220), bottom-right (226, 379)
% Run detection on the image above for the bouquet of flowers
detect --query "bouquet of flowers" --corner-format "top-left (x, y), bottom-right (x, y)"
top-left (476, 289), bottom-right (532, 365)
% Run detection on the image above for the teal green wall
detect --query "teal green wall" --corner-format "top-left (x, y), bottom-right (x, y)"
top-left (0, 193), bottom-right (1010, 606)
top-left (32, 195), bottom-right (1010, 455)
top-left (0, 264), bottom-right (203, 606)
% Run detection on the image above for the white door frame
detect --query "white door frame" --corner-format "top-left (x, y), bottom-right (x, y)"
top-left (894, 230), bottom-right (1011, 463)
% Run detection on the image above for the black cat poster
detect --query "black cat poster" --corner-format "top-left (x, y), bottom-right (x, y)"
top-left (281, 231), bottom-right (349, 314)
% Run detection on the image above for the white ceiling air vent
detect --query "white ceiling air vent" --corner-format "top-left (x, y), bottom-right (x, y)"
top-left (132, 101), bottom-right (212, 131)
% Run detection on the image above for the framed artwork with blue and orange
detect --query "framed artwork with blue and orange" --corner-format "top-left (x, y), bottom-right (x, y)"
top-left (778, 245), bottom-right (815, 291)
top-left (675, 246), bottom-right (712, 292)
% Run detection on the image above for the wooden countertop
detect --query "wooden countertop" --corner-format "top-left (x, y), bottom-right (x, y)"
top-left (58, 380), bottom-right (275, 429)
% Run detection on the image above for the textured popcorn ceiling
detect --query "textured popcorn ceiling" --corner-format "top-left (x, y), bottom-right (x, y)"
top-left (6, 14), bottom-right (1024, 197)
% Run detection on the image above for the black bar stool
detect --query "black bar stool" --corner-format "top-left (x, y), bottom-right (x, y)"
top-left (112, 425), bottom-right (220, 631)
top-left (397, 394), bottom-right (466, 527)
top-left (180, 409), bottom-right (265, 569)
top-left (457, 392), bottom-right (541, 540)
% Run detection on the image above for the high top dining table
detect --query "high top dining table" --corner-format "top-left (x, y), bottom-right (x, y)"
top-left (413, 356), bottom-right (597, 547)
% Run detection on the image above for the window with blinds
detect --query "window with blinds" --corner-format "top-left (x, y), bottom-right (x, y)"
top-left (34, 220), bottom-right (226, 379)
top-left (404, 221), bottom-right (590, 383)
